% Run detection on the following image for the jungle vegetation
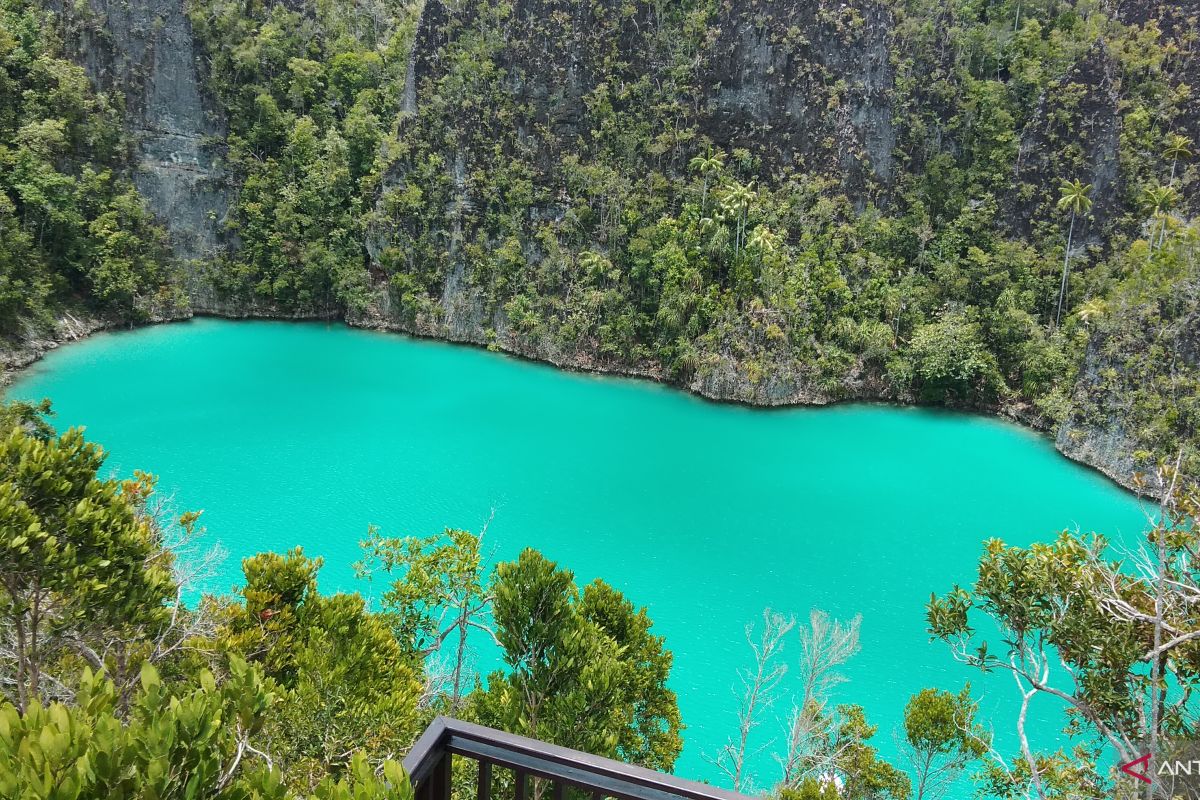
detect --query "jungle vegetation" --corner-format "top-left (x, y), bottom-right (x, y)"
top-left (0, 0), bottom-right (1196, 475)
top-left (1, 0), bottom-right (1199, 795)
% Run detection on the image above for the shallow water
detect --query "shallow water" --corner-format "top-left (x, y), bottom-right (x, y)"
top-left (8, 318), bottom-right (1148, 787)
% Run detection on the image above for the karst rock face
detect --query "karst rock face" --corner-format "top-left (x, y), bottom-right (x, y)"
top-left (63, 0), bottom-right (1190, 266)
top-left (51, 0), bottom-right (1200, 490)
top-left (71, 0), bottom-right (1196, 263)
top-left (61, 0), bottom-right (229, 266)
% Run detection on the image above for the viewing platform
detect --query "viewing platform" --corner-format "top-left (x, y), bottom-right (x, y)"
top-left (404, 718), bottom-right (754, 800)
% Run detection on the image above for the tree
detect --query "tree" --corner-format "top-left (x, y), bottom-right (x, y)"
top-left (1140, 185), bottom-right (1178, 250)
top-left (0, 412), bottom-right (418, 794)
top-left (902, 687), bottom-right (988, 800)
top-left (710, 609), bottom-right (795, 791)
top-left (577, 580), bottom-right (683, 769)
top-left (835, 707), bottom-right (912, 800)
top-left (746, 225), bottom-right (783, 282)
top-left (780, 611), bottom-right (862, 788)
top-left (0, 426), bottom-right (174, 713)
top-left (579, 250), bottom-right (617, 288)
top-left (0, 658), bottom-right (269, 800)
top-left (785, 706), bottom-right (911, 800)
top-left (0, 398), bottom-right (55, 441)
top-left (747, 225), bottom-right (781, 256)
top-left (1075, 297), bottom-right (1107, 326)
top-left (221, 547), bottom-right (320, 684)
top-left (85, 186), bottom-right (170, 316)
top-left (689, 149), bottom-right (726, 210)
top-left (355, 526), bottom-right (494, 707)
top-left (1163, 134), bottom-right (1192, 185)
top-left (719, 180), bottom-right (757, 258)
top-left (908, 310), bottom-right (1003, 403)
top-left (0, 657), bottom-right (413, 800)
top-left (712, 609), bottom-right (870, 793)
top-left (474, 548), bottom-right (682, 772)
top-left (1054, 180), bottom-right (1092, 328)
top-left (927, 460), bottom-right (1200, 800)
top-left (0, 192), bottom-right (50, 333)
top-left (220, 547), bottom-right (422, 790)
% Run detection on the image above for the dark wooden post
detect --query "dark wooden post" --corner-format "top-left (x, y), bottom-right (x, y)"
top-left (419, 751), bottom-right (452, 800)
top-left (477, 761), bottom-right (493, 800)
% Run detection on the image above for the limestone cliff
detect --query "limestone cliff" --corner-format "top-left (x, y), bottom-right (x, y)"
top-left (43, 0), bottom-right (1200, 493)
top-left (62, 0), bottom-right (229, 267)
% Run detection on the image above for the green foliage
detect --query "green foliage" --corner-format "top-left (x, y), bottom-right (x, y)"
top-left (308, 754), bottom-right (413, 800)
top-left (5, 0), bottom-right (1200, 789)
top-left (1, 0), bottom-right (1193, 470)
top-left (0, 0), bottom-right (1195, 471)
top-left (355, 526), bottom-right (491, 704)
top-left (474, 548), bottom-right (683, 772)
top-left (0, 3), bottom-right (177, 334)
top-left (217, 547), bottom-right (422, 791)
top-left (184, 0), bottom-right (418, 311)
top-left (907, 310), bottom-right (1003, 402)
top-left (0, 415), bottom-right (693, 791)
top-left (356, 527), bottom-right (486, 655)
top-left (172, 0), bottom-right (1189, 468)
top-left (0, 397), bottom-right (55, 439)
top-left (927, 469), bottom-right (1200, 797)
top-left (901, 687), bottom-right (988, 800)
top-left (0, 659), bottom-right (264, 800)
top-left (787, 705), bottom-right (911, 800)
top-left (1056, 180), bottom-right (1093, 218)
top-left (0, 425), bottom-right (174, 712)
top-left (975, 745), bottom-right (1109, 800)
top-left (0, 658), bottom-right (413, 800)
top-left (1064, 221), bottom-right (1200, 476)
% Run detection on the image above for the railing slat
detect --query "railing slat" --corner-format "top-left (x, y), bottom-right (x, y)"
top-left (426, 751), bottom-right (452, 800)
top-left (405, 718), bottom-right (753, 800)
top-left (447, 737), bottom-right (680, 800)
top-left (478, 761), bottom-right (493, 800)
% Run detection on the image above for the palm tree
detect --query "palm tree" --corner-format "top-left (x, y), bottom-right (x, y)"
top-left (688, 150), bottom-right (726, 211)
top-left (579, 250), bottom-right (614, 287)
top-left (719, 180), bottom-right (757, 257)
top-left (579, 250), bottom-right (608, 275)
top-left (1077, 298), bottom-right (1108, 326)
top-left (1054, 179), bottom-right (1092, 328)
top-left (746, 225), bottom-right (781, 286)
top-left (1163, 134), bottom-right (1193, 185)
top-left (746, 224), bottom-right (780, 256)
top-left (1141, 185), bottom-right (1179, 250)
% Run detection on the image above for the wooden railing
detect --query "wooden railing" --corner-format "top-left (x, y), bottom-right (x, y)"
top-left (403, 717), bottom-right (753, 800)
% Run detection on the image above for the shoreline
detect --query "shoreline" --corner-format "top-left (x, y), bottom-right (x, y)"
top-left (1, 308), bottom-right (1145, 498)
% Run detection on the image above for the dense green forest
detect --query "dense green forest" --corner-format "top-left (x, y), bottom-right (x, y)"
top-left (1, 0), bottom-right (1200, 793)
top-left (0, 0), bottom-right (181, 331)
top-left (0, 0), bottom-right (1196, 481)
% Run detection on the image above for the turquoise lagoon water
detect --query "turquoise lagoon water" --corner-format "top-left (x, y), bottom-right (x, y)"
top-left (8, 318), bottom-right (1148, 788)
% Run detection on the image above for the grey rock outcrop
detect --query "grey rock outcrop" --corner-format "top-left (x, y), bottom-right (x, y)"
top-left (41, 0), bottom-right (1197, 495)
top-left (69, 0), bottom-right (229, 266)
